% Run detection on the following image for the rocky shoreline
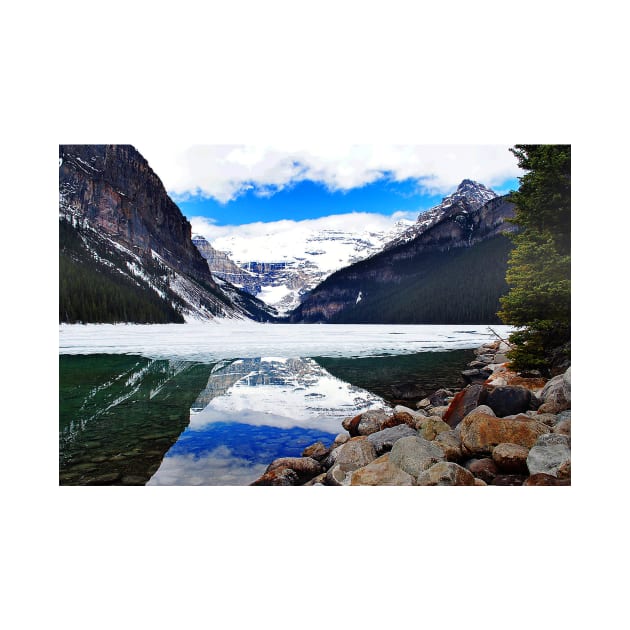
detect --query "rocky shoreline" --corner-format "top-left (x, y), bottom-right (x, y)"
top-left (251, 339), bottom-right (571, 486)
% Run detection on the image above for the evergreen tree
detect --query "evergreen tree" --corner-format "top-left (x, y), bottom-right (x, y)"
top-left (498, 145), bottom-right (571, 374)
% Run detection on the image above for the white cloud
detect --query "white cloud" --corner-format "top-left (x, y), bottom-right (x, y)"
top-left (137, 144), bottom-right (522, 203)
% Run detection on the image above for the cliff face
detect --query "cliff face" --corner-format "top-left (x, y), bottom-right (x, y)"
top-left (59, 145), bottom-right (213, 284)
top-left (290, 186), bottom-right (516, 324)
top-left (59, 144), bottom-right (277, 323)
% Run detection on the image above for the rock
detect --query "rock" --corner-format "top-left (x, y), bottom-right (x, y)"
top-left (538, 401), bottom-right (570, 414)
top-left (464, 404), bottom-right (495, 419)
top-left (433, 430), bottom-right (463, 462)
top-left (333, 433), bottom-right (350, 448)
top-left (350, 454), bottom-right (415, 486)
top-left (303, 472), bottom-right (327, 486)
top-left (461, 368), bottom-right (492, 384)
top-left (342, 409), bottom-right (390, 437)
top-left (321, 445), bottom-right (343, 470)
top-left (417, 398), bottom-right (432, 409)
top-left (526, 434), bottom-right (571, 477)
top-left (301, 441), bottom-right (330, 461)
top-left (460, 411), bottom-right (550, 456)
top-left (474, 478), bottom-right (488, 486)
top-left (491, 474), bottom-right (527, 486)
top-left (252, 456), bottom-right (323, 485)
top-left (484, 368), bottom-right (547, 395)
top-left (325, 464), bottom-right (351, 486)
top-left (367, 424), bottom-right (417, 456)
top-left (534, 413), bottom-right (558, 427)
top-left (443, 384), bottom-right (484, 428)
top-left (465, 458), bottom-right (499, 483)
top-left (483, 385), bottom-right (539, 417)
top-left (428, 389), bottom-right (454, 407)
top-left (416, 462), bottom-right (476, 486)
top-left (492, 443), bottom-right (530, 474)
top-left (251, 467), bottom-right (300, 486)
top-left (553, 418), bottom-right (571, 436)
top-left (382, 411), bottom-right (417, 430)
top-left (494, 353), bottom-right (509, 364)
top-left (389, 436), bottom-right (445, 479)
top-left (335, 437), bottom-right (377, 471)
top-left (417, 418), bottom-right (451, 441)
top-left (523, 473), bottom-right (571, 486)
top-left (556, 460), bottom-right (571, 480)
top-left (539, 372), bottom-right (570, 412)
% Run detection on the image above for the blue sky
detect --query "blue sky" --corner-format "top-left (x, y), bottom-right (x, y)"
top-left (176, 175), bottom-right (521, 226)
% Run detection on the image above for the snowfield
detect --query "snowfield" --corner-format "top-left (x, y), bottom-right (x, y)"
top-left (59, 321), bottom-right (513, 362)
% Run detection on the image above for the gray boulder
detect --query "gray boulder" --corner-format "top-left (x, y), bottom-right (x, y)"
top-left (367, 425), bottom-right (417, 456)
top-left (389, 436), bottom-right (445, 479)
top-left (526, 434), bottom-right (571, 477)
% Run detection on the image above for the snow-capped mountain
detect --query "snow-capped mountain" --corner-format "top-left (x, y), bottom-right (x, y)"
top-left (384, 179), bottom-right (498, 250)
top-left (193, 219), bottom-right (413, 315)
top-left (59, 145), bottom-right (277, 323)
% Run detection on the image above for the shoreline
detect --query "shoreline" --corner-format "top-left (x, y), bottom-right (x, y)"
top-left (251, 339), bottom-right (571, 486)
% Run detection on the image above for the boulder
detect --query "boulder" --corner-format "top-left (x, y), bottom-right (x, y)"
top-left (252, 456), bottom-right (323, 485)
top-left (460, 411), bottom-right (550, 456)
top-left (325, 464), bottom-right (351, 486)
top-left (484, 369), bottom-right (547, 396)
top-left (333, 433), bottom-right (350, 447)
top-left (492, 443), bottom-right (530, 474)
top-left (483, 385), bottom-right (539, 417)
top-left (382, 411), bottom-right (417, 429)
top-left (417, 418), bottom-right (451, 441)
top-left (553, 417), bottom-right (571, 436)
top-left (335, 436), bottom-right (377, 471)
top-left (443, 384), bottom-right (484, 428)
top-left (428, 389), bottom-right (453, 407)
top-left (433, 430), bottom-right (463, 462)
top-left (523, 473), bottom-right (571, 486)
top-left (350, 454), bottom-right (415, 486)
top-left (342, 409), bottom-right (390, 437)
top-left (526, 434), bottom-right (571, 477)
top-left (465, 457), bottom-right (499, 483)
top-left (301, 441), bottom-right (330, 461)
top-left (416, 462), bottom-right (476, 486)
top-left (461, 368), bottom-right (492, 384)
top-left (367, 424), bottom-right (417, 456)
top-left (539, 371), bottom-right (570, 411)
top-left (389, 436), bottom-right (445, 480)
top-left (321, 445), bottom-right (343, 470)
top-left (534, 413), bottom-right (559, 427)
top-left (474, 478), bottom-right (488, 486)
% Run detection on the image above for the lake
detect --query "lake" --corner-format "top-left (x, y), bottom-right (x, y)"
top-left (59, 323), bottom-right (512, 485)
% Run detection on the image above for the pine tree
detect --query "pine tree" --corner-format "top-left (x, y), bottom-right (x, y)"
top-left (498, 145), bottom-right (571, 374)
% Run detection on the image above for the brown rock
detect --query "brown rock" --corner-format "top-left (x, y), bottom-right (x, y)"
top-left (350, 454), bottom-right (415, 486)
top-left (556, 460), bottom-right (571, 480)
top-left (335, 436), bottom-right (377, 471)
top-left (465, 457), bottom-right (499, 483)
top-left (382, 411), bottom-right (416, 429)
top-left (251, 467), bottom-right (300, 486)
top-left (416, 462), bottom-right (476, 486)
top-left (252, 456), bottom-right (323, 485)
top-left (538, 401), bottom-right (570, 414)
top-left (492, 443), bottom-right (530, 474)
top-left (460, 412), bottom-right (550, 456)
top-left (553, 418), bottom-right (571, 436)
top-left (473, 478), bottom-right (488, 486)
top-left (433, 430), bottom-right (463, 462)
top-left (417, 418), bottom-right (451, 440)
top-left (523, 473), bottom-right (571, 486)
top-left (443, 384), bottom-right (484, 428)
top-left (301, 441), bottom-right (330, 461)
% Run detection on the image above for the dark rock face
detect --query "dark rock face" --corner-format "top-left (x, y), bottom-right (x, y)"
top-left (59, 144), bottom-right (277, 322)
top-left (60, 145), bottom-right (211, 282)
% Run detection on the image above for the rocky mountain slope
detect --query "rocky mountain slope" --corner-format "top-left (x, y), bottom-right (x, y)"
top-left (59, 145), bottom-right (277, 323)
top-left (289, 180), bottom-right (517, 323)
top-left (196, 220), bottom-right (413, 315)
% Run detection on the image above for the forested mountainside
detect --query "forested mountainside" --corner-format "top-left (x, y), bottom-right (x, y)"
top-left (59, 145), bottom-right (277, 323)
top-left (289, 183), bottom-right (516, 324)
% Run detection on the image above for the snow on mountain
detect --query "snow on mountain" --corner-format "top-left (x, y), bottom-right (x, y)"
top-left (384, 179), bottom-right (498, 250)
top-left (193, 218), bottom-right (413, 315)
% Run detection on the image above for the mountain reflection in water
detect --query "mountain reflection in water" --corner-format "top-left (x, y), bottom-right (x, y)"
top-left (59, 355), bottom-right (388, 486)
